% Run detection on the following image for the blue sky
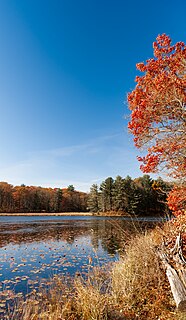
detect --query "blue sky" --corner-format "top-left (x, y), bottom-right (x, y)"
top-left (0, 0), bottom-right (185, 191)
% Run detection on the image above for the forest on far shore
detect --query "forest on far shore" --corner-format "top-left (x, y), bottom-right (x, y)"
top-left (0, 175), bottom-right (172, 216)
top-left (88, 175), bottom-right (172, 216)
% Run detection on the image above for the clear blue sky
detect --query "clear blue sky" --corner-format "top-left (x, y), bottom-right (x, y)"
top-left (0, 0), bottom-right (185, 191)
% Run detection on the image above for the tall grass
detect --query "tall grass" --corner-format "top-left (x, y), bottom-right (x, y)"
top-left (111, 232), bottom-right (175, 319)
top-left (75, 268), bottom-right (109, 320)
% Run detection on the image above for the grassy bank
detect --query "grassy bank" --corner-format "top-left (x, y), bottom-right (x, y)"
top-left (3, 215), bottom-right (186, 320)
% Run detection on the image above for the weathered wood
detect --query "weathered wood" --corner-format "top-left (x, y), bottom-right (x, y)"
top-left (166, 264), bottom-right (186, 311)
top-left (159, 234), bottom-right (186, 311)
top-left (171, 233), bottom-right (186, 265)
top-left (178, 267), bottom-right (186, 289)
top-left (171, 234), bottom-right (186, 289)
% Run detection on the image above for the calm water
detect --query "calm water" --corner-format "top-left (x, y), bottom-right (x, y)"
top-left (0, 215), bottom-right (163, 301)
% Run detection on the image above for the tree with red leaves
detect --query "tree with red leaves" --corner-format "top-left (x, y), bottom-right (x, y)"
top-left (128, 34), bottom-right (186, 216)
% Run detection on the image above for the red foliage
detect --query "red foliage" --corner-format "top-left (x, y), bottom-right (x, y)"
top-left (128, 34), bottom-right (186, 215)
top-left (128, 34), bottom-right (186, 178)
top-left (167, 186), bottom-right (186, 216)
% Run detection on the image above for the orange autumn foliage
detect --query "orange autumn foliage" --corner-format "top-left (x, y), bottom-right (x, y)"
top-left (167, 186), bottom-right (186, 216)
top-left (128, 34), bottom-right (186, 216)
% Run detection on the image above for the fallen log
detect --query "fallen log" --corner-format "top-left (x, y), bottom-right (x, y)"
top-left (166, 264), bottom-right (186, 311)
top-left (159, 234), bottom-right (186, 311)
top-left (171, 234), bottom-right (186, 289)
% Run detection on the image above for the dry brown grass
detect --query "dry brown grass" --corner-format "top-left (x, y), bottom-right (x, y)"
top-left (109, 223), bottom-right (186, 320)
top-left (111, 229), bottom-right (185, 320)
top-left (75, 268), bottom-right (109, 320)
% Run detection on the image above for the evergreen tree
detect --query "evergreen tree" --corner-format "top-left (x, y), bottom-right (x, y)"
top-left (100, 177), bottom-right (114, 212)
top-left (112, 176), bottom-right (127, 212)
top-left (134, 175), bottom-right (153, 215)
top-left (122, 176), bottom-right (140, 214)
top-left (67, 185), bottom-right (75, 192)
top-left (87, 184), bottom-right (99, 213)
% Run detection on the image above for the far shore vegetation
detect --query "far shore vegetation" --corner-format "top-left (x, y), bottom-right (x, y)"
top-left (0, 174), bottom-right (172, 217)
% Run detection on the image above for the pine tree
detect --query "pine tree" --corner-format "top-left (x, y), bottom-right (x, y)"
top-left (87, 184), bottom-right (99, 213)
top-left (100, 177), bottom-right (114, 212)
top-left (122, 176), bottom-right (140, 214)
top-left (67, 185), bottom-right (75, 192)
top-left (112, 176), bottom-right (127, 212)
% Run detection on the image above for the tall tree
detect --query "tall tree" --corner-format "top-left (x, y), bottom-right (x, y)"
top-left (134, 175), bottom-right (160, 215)
top-left (87, 184), bottom-right (100, 213)
top-left (152, 177), bottom-right (172, 214)
top-left (52, 188), bottom-right (63, 212)
top-left (122, 175), bottom-right (140, 214)
top-left (128, 34), bottom-right (186, 216)
top-left (0, 182), bottom-right (14, 212)
top-left (100, 177), bottom-right (114, 212)
top-left (112, 175), bottom-right (127, 212)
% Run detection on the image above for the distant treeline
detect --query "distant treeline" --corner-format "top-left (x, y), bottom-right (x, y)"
top-left (87, 175), bottom-right (172, 216)
top-left (0, 175), bottom-right (172, 215)
top-left (0, 183), bottom-right (87, 213)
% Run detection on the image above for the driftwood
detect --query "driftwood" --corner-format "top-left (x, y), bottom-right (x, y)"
top-left (159, 234), bottom-right (186, 311)
top-left (171, 234), bottom-right (186, 290)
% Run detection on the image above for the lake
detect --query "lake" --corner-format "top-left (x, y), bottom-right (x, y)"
top-left (0, 215), bottom-right (164, 305)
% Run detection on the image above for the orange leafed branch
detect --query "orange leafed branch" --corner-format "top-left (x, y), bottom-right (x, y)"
top-left (128, 34), bottom-right (186, 216)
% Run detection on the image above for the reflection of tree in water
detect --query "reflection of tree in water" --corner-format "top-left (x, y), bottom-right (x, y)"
top-left (89, 220), bottom-right (121, 255)
top-left (89, 220), bottom-right (128, 255)
top-left (90, 219), bottom-right (157, 255)
top-left (0, 219), bottom-right (157, 255)
top-left (101, 234), bottom-right (120, 255)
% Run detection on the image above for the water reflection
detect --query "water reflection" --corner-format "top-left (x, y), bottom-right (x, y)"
top-left (0, 218), bottom-right (156, 251)
top-left (0, 217), bottom-right (158, 298)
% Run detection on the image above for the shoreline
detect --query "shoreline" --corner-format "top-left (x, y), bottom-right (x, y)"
top-left (0, 212), bottom-right (93, 216)
top-left (0, 212), bottom-right (167, 219)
